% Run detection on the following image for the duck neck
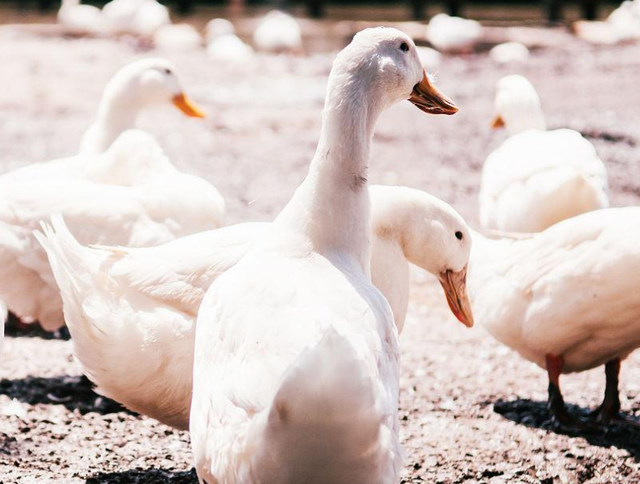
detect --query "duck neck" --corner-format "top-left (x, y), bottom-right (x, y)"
top-left (276, 79), bottom-right (385, 275)
top-left (93, 94), bottom-right (140, 151)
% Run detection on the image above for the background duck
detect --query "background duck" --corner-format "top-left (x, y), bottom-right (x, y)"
top-left (426, 13), bottom-right (483, 53)
top-left (0, 58), bottom-right (205, 188)
top-left (205, 18), bottom-right (254, 61)
top-left (574, 0), bottom-right (640, 44)
top-left (102, 0), bottom-right (171, 37)
top-left (469, 207), bottom-right (640, 429)
top-left (78, 58), bottom-right (205, 155)
top-left (0, 130), bottom-right (224, 332)
top-left (57, 0), bottom-right (106, 35)
top-left (480, 74), bottom-right (608, 233)
top-left (38, 185), bottom-right (472, 429)
top-left (252, 10), bottom-right (303, 54)
top-left (189, 28), bottom-right (459, 484)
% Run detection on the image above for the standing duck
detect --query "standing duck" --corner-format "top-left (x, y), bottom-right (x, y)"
top-left (469, 207), bottom-right (640, 429)
top-left (37, 185), bottom-right (472, 429)
top-left (480, 75), bottom-right (608, 233)
top-left (189, 28), bottom-right (459, 484)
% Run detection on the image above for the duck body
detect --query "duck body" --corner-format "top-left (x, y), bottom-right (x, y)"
top-left (38, 184), bottom-right (472, 430)
top-left (58, 0), bottom-right (106, 35)
top-left (489, 42), bottom-right (530, 65)
top-left (574, 0), bottom-right (640, 44)
top-left (102, 0), bottom-right (170, 36)
top-left (253, 10), bottom-right (303, 53)
top-left (480, 128), bottom-right (609, 232)
top-left (207, 34), bottom-right (255, 61)
top-left (471, 207), bottom-right (640, 373)
top-left (192, 232), bottom-right (401, 484)
top-left (426, 13), bottom-right (482, 53)
top-left (481, 75), bottom-right (608, 233)
top-left (0, 130), bottom-right (224, 331)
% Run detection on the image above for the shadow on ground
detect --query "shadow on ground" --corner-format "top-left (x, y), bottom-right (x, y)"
top-left (494, 398), bottom-right (640, 460)
top-left (4, 312), bottom-right (70, 340)
top-left (86, 468), bottom-right (197, 484)
top-left (0, 374), bottom-right (132, 415)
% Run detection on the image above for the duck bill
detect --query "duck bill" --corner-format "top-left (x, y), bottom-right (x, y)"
top-left (438, 266), bottom-right (474, 328)
top-left (491, 114), bottom-right (505, 129)
top-left (172, 93), bottom-right (206, 118)
top-left (408, 70), bottom-right (458, 115)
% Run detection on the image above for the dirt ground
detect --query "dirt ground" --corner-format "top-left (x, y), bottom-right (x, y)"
top-left (0, 16), bottom-right (640, 484)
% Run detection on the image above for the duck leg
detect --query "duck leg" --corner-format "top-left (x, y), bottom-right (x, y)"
top-left (546, 354), bottom-right (589, 431)
top-left (590, 358), bottom-right (640, 427)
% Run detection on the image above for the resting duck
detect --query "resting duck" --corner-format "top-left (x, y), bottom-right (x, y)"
top-left (480, 75), bottom-right (608, 233)
top-left (38, 185), bottom-right (472, 430)
top-left (426, 13), bottom-right (483, 53)
top-left (58, 0), bottom-right (106, 35)
top-left (205, 18), bottom-right (254, 61)
top-left (252, 10), bottom-right (303, 54)
top-left (0, 130), bottom-right (225, 332)
top-left (469, 207), bottom-right (640, 429)
top-left (574, 0), bottom-right (640, 44)
top-left (102, 0), bottom-right (171, 37)
top-left (489, 42), bottom-right (530, 65)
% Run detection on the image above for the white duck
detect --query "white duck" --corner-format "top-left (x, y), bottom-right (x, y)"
top-left (0, 130), bottom-right (225, 332)
top-left (252, 10), bottom-right (303, 54)
top-left (426, 13), bottom-right (483, 53)
top-left (205, 18), bottom-right (254, 61)
top-left (78, 58), bottom-right (205, 155)
top-left (488, 42), bottom-right (530, 65)
top-left (58, 0), bottom-right (106, 35)
top-left (189, 28), bottom-right (458, 484)
top-left (480, 75), bottom-right (608, 233)
top-left (574, 0), bottom-right (640, 44)
top-left (102, 0), bottom-right (171, 37)
top-left (2, 58), bottom-right (205, 186)
top-left (469, 207), bottom-right (640, 429)
top-left (37, 185), bottom-right (472, 429)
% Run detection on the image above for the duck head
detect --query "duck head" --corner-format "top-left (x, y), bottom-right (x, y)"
top-left (370, 185), bottom-right (474, 328)
top-left (491, 74), bottom-right (546, 136)
top-left (327, 28), bottom-right (458, 117)
top-left (101, 58), bottom-right (206, 119)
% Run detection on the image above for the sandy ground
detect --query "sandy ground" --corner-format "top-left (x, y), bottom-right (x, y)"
top-left (0, 19), bottom-right (640, 484)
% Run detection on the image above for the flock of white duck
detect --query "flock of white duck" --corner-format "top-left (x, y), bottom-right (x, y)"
top-left (58, 0), bottom-right (303, 56)
top-left (1, 14), bottom-right (639, 484)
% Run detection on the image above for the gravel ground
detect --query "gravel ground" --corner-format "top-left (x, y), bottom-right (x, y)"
top-left (0, 20), bottom-right (640, 484)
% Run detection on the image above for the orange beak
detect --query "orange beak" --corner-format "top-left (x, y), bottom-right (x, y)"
top-left (491, 114), bottom-right (505, 129)
top-left (172, 93), bottom-right (206, 118)
top-left (438, 265), bottom-right (474, 328)
top-left (408, 70), bottom-right (458, 115)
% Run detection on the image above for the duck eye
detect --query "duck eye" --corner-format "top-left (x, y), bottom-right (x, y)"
top-left (455, 231), bottom-right (463, 240)
top-left (399, 42), bottom-right (409, 53)
top-left (164, 68), bottom-right (172, 75)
